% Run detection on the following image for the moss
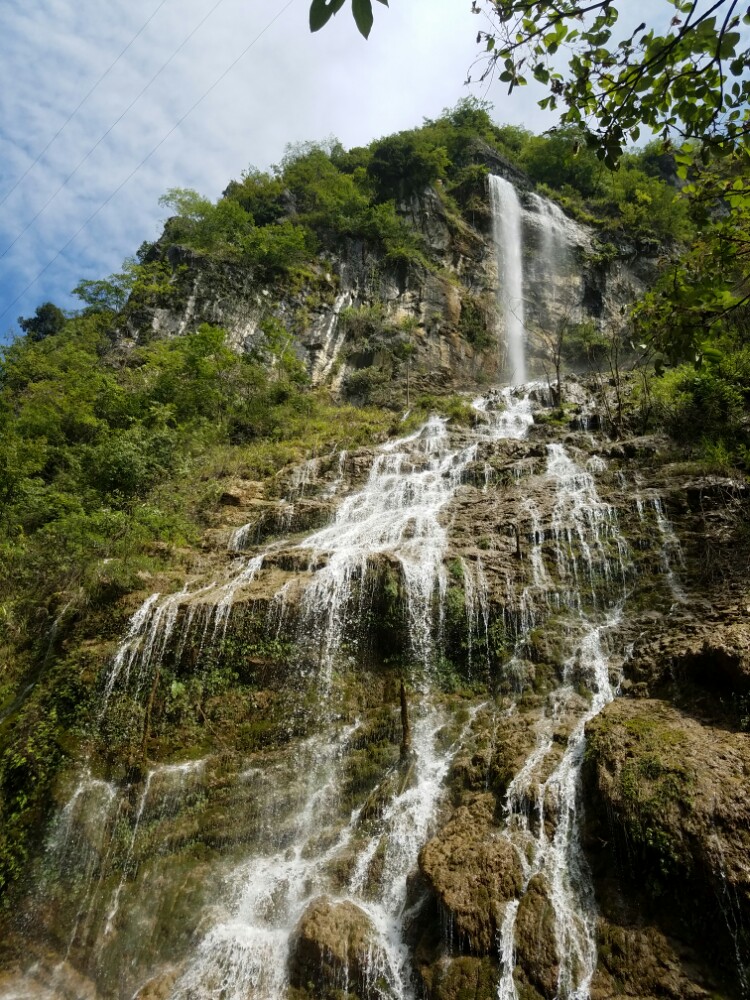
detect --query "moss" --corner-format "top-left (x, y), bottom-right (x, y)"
top-left (532, 408), bottom-right (568, 427)
top-left (458, 294), bottom-right (494, 351)
top-left (587, 710), bottom-right (694, 884)
top-left (415, 394), bottom-right (476, 427)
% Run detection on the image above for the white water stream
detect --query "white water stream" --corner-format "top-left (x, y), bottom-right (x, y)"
top-left (489, 176), bottom-right (526, 385)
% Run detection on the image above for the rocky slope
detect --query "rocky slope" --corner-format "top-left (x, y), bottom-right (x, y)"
top-left (0, 165), bottom-right (747, 1000)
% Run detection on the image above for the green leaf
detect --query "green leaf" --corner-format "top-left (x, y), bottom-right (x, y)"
top-left (719, 31), bottom-right (741, 58)
top-left (352, 0), bottom-right (374, 37)
top-left (309, 0), bottom-right (345, 32)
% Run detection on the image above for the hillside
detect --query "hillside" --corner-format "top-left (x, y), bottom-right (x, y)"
top-left (0, 102), bottom-right (748, 1000)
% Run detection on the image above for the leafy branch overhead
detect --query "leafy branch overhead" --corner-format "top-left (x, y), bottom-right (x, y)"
top-left (309, 0), bottom-right (388, 38)
top-left (473, 0), bottom-right (750, 168)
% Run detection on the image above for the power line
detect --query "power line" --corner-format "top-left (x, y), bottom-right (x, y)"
top-left (0, 0), bottom-right (231, 260)
top-left (0, 0), bottom-right (171, 210)
top-left (1, 0), bottom-right (298, 325)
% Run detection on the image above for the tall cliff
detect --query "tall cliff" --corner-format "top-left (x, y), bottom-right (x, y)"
top-left (124, 159), bottom-right (650, 403)
top-left (0, 116), bottom-right (747, 1000)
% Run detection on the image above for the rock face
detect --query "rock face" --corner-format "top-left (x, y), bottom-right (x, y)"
top-left (289, 898), bottom-right (383, 999)
top-left (126, 178), bottom-right (652, 399)
top-left (419, 794), bottom-right (522, 954)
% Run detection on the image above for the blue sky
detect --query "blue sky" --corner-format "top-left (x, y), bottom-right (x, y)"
top-left (0, 0), bottom-right (560, 340)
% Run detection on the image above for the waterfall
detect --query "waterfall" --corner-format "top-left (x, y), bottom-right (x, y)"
top-left (2, 381), bottom-right (701, 1000)
top-left (489, 177), bottom-right (590, 385)
top-left (489, 175), bottom-right (526, 385)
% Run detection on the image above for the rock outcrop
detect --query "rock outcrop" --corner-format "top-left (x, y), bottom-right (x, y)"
top-left (289, 898), bottom-right (383, 998)
top-left (419, 793), bottom-right (522, 954)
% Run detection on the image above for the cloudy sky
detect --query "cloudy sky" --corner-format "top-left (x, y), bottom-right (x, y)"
top-left (0, 0), bottom-right (559, 338)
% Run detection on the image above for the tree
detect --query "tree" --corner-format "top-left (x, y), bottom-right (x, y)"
top-left (17, 302), bottom-right (66, 342)
top-left (475, 1), bottom-right (749, 167)
top-left (633, 161), bottom-right (750, 364)
top-left (367, 131), bottom-right (448, 201)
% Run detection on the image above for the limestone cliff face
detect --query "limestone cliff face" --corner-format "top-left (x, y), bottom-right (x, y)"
top-left (126, 175), bottom-right (652, 399)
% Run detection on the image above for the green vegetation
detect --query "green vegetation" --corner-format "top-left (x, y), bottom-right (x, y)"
top-left (650, 347), bottom-right (750, 471)
top-left (0, 304), bottom-right (394, 898)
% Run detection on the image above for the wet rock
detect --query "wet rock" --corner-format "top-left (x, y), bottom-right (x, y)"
top-left (289, 897), bottom-right (384, 998)
top-left (619, 435), bottom-right (667, 459)
top-left (513, 875), bottom-right (559, 999)
top-left (0, 959), bottom-right (101, 999)
top-left (627, 607), bottom-right (750, 694)
top-left (682, 476), bottom-right (747, 512)
top-left (584, 698), bottom-right (750, 995)
top-left (448, 708), bottom-right (539, 800)
top-left (419, 793), bottom-right (522, 954)
top-left (132, 967), bottom-right (180, 999)
top-left (418, 954), bottom-right (499, 1000)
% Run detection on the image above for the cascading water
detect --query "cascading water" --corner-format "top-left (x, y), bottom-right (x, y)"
top-left (1, 335), bottom-right (707, 996)
top-left (489, 176), bottom-right (526, 385)
top-left (164, 390), bottom-right (538, 1000)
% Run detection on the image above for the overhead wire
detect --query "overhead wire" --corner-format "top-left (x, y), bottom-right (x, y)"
top-left (0, 0), bottom-right (298, 325)
top-left (0, 0), bottom-right (171, 210)
top-left (0, 0), bottom-right (232, 260)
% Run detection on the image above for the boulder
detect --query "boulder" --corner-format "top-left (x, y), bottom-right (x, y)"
top-left (584, 698), bottom-right (750, 996)
top-left (289, 897), bottom-right (385, 998)
top-left (590, 922), bottom-right (713, 1000)
top-left (419, 793), bottom-right (522, 954)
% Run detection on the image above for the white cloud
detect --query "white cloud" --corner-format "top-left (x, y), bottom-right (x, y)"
top-left (0, 0), bottom-right (556, 335)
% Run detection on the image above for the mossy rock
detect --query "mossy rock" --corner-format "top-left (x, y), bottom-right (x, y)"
top-left (419, 954), bottom-right (499, 1000)
top-left (419, 793), bottom-right (522, 954)
top-left (513, 875), bottom-right (558, 999)
top-left (288, 897), bottom-right (384, 999)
